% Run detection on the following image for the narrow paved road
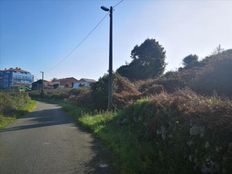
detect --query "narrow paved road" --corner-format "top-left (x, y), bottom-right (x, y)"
top-left (0, 101), bottom-right (115, 174)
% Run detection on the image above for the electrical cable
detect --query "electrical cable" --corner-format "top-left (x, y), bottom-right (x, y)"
top-left (41, 0), bottom-right (125, 76)
top-left (113, 0), bottom-right (124, 8)
top-left (44, 13), bottom-right (109, 74)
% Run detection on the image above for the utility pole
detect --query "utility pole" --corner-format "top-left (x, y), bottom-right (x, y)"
top-left (101, 6), bottom-right (113, 110)
top-left (40, 71), bottom-right (44, 97)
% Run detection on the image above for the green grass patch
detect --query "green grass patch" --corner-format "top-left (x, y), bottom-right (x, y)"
top-left (0, 116), bottom-right (16, 129)
top-left (77, 112), bottom-right (155, 174)
top-left (16, 100), bottom-right (37, 118)
top-left (30, 96), bottom-right (64, 105)
top-left (0, 100), bottom-right (36, 129)
top-left (62, 102), bottom-right (149, 174)
top-left (79, 112), bottom-right (115, 134)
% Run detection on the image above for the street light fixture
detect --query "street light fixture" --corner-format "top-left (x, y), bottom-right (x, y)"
top-left (101, 5), bottom-right (113, 110)
top-left (101, 6), bottom-right (109, 12)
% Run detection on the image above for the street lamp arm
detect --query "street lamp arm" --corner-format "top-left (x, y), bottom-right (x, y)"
top-left (101, 6), bottom-right (109, 11)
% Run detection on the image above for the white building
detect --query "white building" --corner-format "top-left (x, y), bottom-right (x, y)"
top-left (73, 78), bottom-right (96, 89)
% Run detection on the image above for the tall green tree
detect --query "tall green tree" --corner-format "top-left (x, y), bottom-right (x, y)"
top-left (117, 38), bottom-right (166, 80)
top-left (182, 54), bottom-right (199, 68)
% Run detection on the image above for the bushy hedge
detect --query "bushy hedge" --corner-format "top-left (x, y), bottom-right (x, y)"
top-left (118, 90), bottom-right (232, 173)
top-left (29, 88), bottom-right (71, 100)
top-left (140, 49), bottom-right (232, 98)
top-left (191, 50), bottom-right (232, 97)
top-left (91, 74), bottom-right (141, 109)
top-left (0, 92), bottom-right (31, 116)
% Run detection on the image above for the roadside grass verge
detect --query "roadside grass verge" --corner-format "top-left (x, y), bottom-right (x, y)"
top-left (61, 102), bottom-right (87, 121)
top-left (0, 100), bottom-right (36, 129)
top-left (31, 96), bottom-right (64, 105)
top-left (78, 112), bottom-right (144, 174)
top-left (0, 116), bottom-right (15, 129)
top-left (62, 102), bottom-right (146, 174)
top-left (16, 100), bottom-right (37, 118)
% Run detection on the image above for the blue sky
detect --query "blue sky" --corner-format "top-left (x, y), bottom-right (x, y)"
top-left (0, 0), bottom-right (232, 80)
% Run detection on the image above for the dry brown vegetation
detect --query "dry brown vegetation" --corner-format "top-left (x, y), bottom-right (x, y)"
top-left (57, 74), bottom-right (141, 109)
top-left (118, 90), bottom-right (232, 173)
top-left (139, 49), bottom-right (232, 98)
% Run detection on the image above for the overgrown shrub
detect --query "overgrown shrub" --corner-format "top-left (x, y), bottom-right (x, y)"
top-left (138, 71), bottom-right (187, 94)
top-left (118, 90), bottom-right (232, 173)
top-left (0, 92), bottom-right (31, 116)
top-left (0, 92), bottom-right (15, 115)
top-left (68, 88), bottom-right (89, 96)
top-left (68, 88), bottom-right (94, 108)
top-left (191, 50), bottom-right (232, 97)
top-left (29, 88), bottom-right (71, 100)
top-left (91, 74), bottom-right (109, 109)
top-left (139, 49), bottom-right (232, 98)
top-left (91, 74), bottom-right (141, 109)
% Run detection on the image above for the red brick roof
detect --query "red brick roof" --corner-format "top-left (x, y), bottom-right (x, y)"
top-left (52, 77), bottom-right (78, 86)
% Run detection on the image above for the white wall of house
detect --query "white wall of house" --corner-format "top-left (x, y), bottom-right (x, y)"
top-left (73, 82), bottom-right (80, 89)
top-left (73, 81), bottom-right (91, 89)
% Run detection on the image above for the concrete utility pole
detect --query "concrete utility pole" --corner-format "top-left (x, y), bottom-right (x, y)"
top-left (101, 6), bottom-right (113, 110)
top-left (40, 71), bottom-right (44, 96)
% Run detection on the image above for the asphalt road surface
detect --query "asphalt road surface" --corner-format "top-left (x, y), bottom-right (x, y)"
top-left (0, 101), bottom-right (115, 174)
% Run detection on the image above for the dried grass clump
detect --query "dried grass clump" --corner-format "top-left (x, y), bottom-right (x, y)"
top-left (68, 88), bottom-right (94, 108)
top-left (138, 71), bottom-right (188, 95)
top-left (91, 74), bottom-right (141, 109)
top-left (113, 75), bottom-right (141, 108)
top-left (68, 74), bottom-right (141, 109)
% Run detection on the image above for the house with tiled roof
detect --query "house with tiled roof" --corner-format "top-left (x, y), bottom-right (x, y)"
top-left (73, 78), bottom-right (96, 88)
top-left (51, 77), bottom-right (78, 88)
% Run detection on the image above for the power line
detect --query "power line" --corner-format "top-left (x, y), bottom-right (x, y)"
top-left (113, 0), bottom-right (125, 8)
top-left (43, 0), bottom-right (124, 75)
top-left (45, 13), bottom-right (109, 74)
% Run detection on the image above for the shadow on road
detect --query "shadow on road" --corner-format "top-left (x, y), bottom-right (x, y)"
top-left (0, 102), bottom-right (118, 174)
top-left (0, 108), bottom-right (73, 133)
top-left (78, 136), bottom-right (118, 174)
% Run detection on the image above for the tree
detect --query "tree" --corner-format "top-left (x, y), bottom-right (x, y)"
top-left (182, 54), bottom-right (199, 68)
top-left (117, 38), bottom-right (166, 80)
top-left (211, 44), bottom-right (224, 55)
top-left (91, 75), bottom-right (109, 109)
top-left (52, 78), bottom-right (58, 81)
